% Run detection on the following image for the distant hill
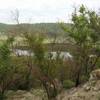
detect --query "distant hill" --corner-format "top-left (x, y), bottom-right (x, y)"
top-left (0, 23), bottom-right (10, 33)
top-left (0, 23), bottom-right (71, 37)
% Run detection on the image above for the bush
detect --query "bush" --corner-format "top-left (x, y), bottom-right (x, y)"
top-left (63, 80), bottom-right (75, 89)
top-left (0, 93), bottom-right (6, 100)
top-left (80, 75), bottom-right (89, 83)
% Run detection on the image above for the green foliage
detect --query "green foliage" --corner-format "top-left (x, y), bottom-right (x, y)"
top-left (63, 80), bottom-right (75, 89)
top-left (0, 38), bottom-right (14, 99)
top-left (61, 5), bottom-right (100, 87)
top-left (0, 5), bottom-right (99, 100)
top-left (24, 33), bottom-right (66, 99)
top-left (80, 75), bottom-right (89, 83)
top-left (0, 93), bottom-right (6, 100)
top-left (0, 40), bottom-right (12, 80)
top-left (71, 5), bottom-right (92, 44)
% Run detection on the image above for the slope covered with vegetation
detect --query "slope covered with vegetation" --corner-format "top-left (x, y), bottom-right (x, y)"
top-left (0, 5), bottom-right (99, 100)
top-left (0, 23), bottom-right (70, 37)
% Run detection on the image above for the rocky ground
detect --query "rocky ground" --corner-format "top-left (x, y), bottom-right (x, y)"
top-left (6, 89), bottom-right (47, 100)
top-left (57, 69), bottom-right (100, 100)
top-left (57, 80), bottom-right (100, 100)
top-left (6, 69), bottom-right (100, 100)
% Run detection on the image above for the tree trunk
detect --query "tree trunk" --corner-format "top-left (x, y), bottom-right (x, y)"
top-left (42, 80), bottom-right (57, 100)
top-left (75, 71), bottom-right (80, 87)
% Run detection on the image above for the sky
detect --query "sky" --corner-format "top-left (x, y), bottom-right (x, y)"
top-left (0, 0), bottom-right (100, 24)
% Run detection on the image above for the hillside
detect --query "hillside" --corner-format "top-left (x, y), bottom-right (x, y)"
top-left (6, 69), bottom-right (100, 100)
top-left (0, 23), bottom-right (70, 37)
top-left (57, 69), bottom-right (100, 100)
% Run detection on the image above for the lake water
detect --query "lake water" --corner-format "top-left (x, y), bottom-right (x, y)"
top-left (14, 49), bottom-right (72, 59)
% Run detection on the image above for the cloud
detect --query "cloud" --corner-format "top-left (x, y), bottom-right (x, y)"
top-left (0, 0), bottom-right (99, 23)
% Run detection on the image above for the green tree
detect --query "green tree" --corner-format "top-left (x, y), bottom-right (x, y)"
top-left (61, 5), bottom-right (100, 86)
top-left (24, 33), bottom-right (62, 100)
top-left (0, 38), bottom-right (14, 99)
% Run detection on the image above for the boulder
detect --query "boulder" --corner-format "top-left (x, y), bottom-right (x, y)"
top-left (90, 69), bottom-right (100, 81)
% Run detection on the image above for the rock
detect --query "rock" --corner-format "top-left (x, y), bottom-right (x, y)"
top-left (6, 69), bottom-right (100, 100)
top-left (90, 69), bottom-right (100, 81)
top-left (57, 69), bottom-right (100, 100)
top-left (84, 86), bottom-right (91, 91)
top-left (7, 89), bottom-right (46, 100)
top-left (92, 87), bottom-right (98, 91)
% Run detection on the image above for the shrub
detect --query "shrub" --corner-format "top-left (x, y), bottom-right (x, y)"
top-left (0, 93), bottom-right (6, 100)
top-left (80, 75), bottom-right (89, 83)
top-left (63, 80), bottom-right (75, 89)
top-left (0, 38), bottom-right (14, 99)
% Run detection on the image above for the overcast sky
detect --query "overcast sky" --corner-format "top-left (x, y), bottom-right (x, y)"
top-left (0, 0), bottom-right (100, 24)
